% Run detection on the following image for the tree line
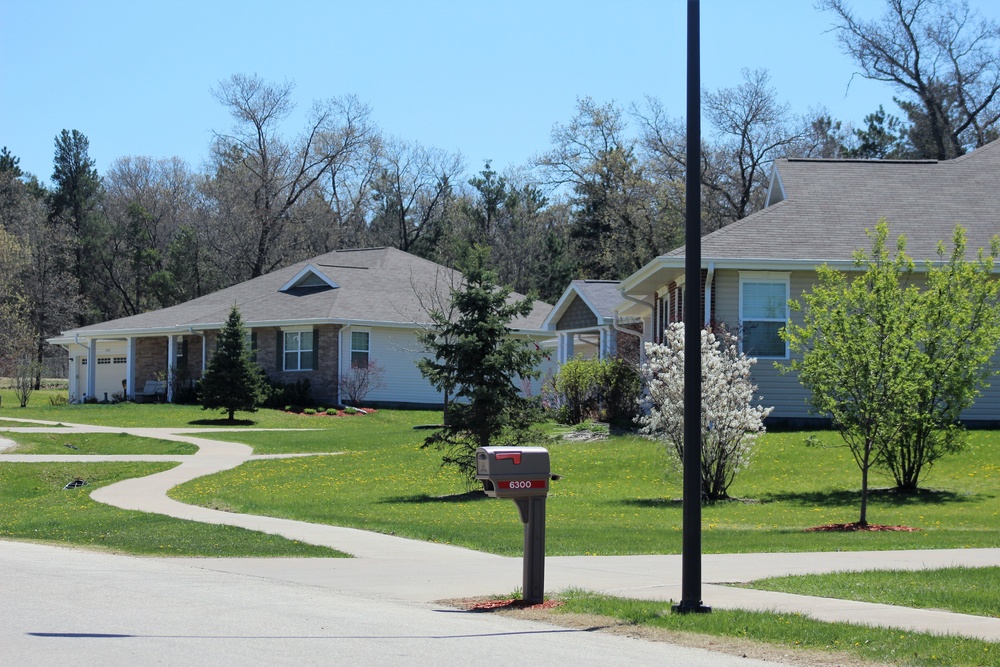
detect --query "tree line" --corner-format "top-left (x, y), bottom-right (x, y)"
top-left (2, 0), bottom-right (999, 384)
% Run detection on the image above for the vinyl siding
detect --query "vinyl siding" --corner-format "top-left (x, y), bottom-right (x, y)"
top-left (344, 326), bottom-right (557, 406)
top-left (717, 268), bottom-right (1000, 422)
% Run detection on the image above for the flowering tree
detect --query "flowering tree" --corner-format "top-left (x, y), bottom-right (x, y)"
top-left (638, 322), bottom-right (772, 501)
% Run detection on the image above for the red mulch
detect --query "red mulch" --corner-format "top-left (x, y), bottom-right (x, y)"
top-left (805, 522), bottom-right (919, 532)
top-left (464, 598), bottom-right (565, 612)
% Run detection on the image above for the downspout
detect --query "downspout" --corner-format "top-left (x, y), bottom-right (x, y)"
top-left (616, 291), bottom-right (655, 365)
top-left (704, 263), bottom-right (715, 328)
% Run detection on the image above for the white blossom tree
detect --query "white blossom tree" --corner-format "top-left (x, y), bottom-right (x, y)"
top-left (638, 322), bottom-right (773, 501)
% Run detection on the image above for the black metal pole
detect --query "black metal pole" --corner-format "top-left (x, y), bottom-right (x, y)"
top-left (674, 0), bottom-right (710, 615)
top-left (517, 497), bottom-right (546, 605)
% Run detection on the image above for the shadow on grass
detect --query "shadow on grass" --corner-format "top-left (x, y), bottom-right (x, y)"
top-left (187, 418), bottom-right (257, 427)
top-left (761, 487), bottom-right (980, 506)
top-left (381, 491), bottom-right (489, 504)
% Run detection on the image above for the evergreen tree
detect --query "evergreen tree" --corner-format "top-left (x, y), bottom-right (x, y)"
top-left (199, 306), bottom-right (266, 422)
top-left (416, 246), bottom-right (545, 483)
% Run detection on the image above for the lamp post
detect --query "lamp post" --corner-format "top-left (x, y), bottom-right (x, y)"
top-left (673, 0), bottom-right (711, 615)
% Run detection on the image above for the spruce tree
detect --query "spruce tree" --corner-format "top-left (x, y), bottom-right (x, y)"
top-left (200, 306), bottom-right (266, 421)
top-left (417, 246), bottom-right (544, 482)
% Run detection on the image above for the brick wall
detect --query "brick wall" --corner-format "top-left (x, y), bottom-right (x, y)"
top-left (251, 324), bottom-right (342, 404)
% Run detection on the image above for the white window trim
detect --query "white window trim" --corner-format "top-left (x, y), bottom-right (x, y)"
top-left (282, 327), bottom-right (315, 372)
top-left (739, 271), bottom-right (790, 359)
top-left (349, 329), bottom-right (371, 368)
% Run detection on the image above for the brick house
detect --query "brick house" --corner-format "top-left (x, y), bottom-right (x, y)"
top-left (50, 247), bottom-right (552, 407)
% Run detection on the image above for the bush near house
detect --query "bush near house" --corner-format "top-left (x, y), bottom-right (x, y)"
top-left (554, 356), bottom-right (640, 427)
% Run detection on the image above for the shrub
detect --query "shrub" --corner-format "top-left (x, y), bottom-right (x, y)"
top-left (303, 408), bottom-right (317, 415)
top-left (339, 360), bottom-right (386, 405)
top-left (265, 378), bottom-right (312, 409)
top-left (325, 408), bottom-right (338, 416)
top-left (555, 358), bottom-right (603, 424)
top-left (553, 356), bottom-right (641, 426)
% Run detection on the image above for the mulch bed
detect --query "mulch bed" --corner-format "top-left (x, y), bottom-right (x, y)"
top-left (288, 408), bottom-right (377, 417)
top-left (457, 598), bottom-right (565, 612)
top-left (805, 522), bottom-right (919, 532)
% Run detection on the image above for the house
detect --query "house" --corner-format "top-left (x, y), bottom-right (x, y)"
top-left (616, 139), bottom-right (1000, 425)
top-left (49, 247), bottom-right (553, 407)
top-left (540, 280), bottom-right (641, 364)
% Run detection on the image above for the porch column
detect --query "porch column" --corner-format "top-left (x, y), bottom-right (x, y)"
top-left (86, 339), bottom-right (97, 402)
top-left (200, 333), bottom-right (207, 374)
top-left (166, 335), bottom-right (176, 403)
top-left (126, 337), bottom-right (137, 400)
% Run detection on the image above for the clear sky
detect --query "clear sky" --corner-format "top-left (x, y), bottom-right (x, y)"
top-left (4, 0), bottom-right (1000, 185)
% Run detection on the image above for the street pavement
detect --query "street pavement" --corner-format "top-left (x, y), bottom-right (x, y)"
top-left (3, 417), bottom-right (1000, 665)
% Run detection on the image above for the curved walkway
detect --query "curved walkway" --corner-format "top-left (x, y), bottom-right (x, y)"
top-left (2, 416), bottom-right (1000, 642)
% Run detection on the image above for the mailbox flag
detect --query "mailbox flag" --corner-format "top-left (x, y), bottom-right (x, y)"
top-left (495, 451), bottom-right (522, 465)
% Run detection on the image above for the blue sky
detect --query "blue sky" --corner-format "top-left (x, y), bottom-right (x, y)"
top-left (4, 0), bottom-right (1000, 185)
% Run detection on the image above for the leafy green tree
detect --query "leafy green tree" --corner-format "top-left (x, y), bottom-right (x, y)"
top-left (784, 221), bottom-right (1000, 522)
top-left (199, 306), bottom-right (266, 422)
top-left (783, 222), bottom-right (923, 525)
top-left (886, 227), bottom-right (1000, 490)
top-left (416, 246), bottom-right (545, 483)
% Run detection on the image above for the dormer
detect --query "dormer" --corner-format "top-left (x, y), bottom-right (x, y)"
top-left (280, 264), bottom-right (340, 292)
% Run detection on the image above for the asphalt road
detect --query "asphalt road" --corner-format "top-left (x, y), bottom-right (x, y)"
top-left (1, 540), bottom-right (792, 667)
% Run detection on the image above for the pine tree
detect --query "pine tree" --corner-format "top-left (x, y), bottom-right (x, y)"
top-left (416, 246), bottom-right (544, 482)
top-left (199, 306), bottom-right (266, 421)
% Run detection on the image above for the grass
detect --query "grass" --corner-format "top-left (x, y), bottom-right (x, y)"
top-left (171, 424), bottom-right (1000, 556)
top-left (0, 462), bottom-right (345, 557)
top-left (0, 388), bottom-right (407, 429)
top-left (1, 431), bottom-right (198, 455)
top-left (743, 567), bottom-right (1000, 618)
top-left (554, 590), bottom-right (1000, 667)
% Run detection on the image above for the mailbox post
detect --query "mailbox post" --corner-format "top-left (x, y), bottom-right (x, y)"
top-left (475, 446), bottom-right (552, 605)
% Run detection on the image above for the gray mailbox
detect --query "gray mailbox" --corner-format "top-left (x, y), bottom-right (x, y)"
top-left (475, 446), bottom-right (555, 605)
top-left (476, 446), bottom-right (550, 498)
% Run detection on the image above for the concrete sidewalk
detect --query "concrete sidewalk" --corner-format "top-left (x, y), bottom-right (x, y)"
top-left (3, 416), bottom-right (999, 642)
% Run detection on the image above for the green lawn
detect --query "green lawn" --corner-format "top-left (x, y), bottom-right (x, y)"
top-left (0, 461), bottom-right (345, 557)
top-left (1, 431), bottom-right (198, 455)
top-left (743, 566), bottom-right (1000, 618)
top-left (555, 590), bottom-right (1000, 667)
top-left (0, 388), bottom-right (415, 429)
top-left (171, 423), bottom-right (1000, 556)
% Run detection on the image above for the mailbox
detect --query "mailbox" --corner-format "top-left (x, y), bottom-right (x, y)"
top-left (476, 446), bottom-right (550, 498)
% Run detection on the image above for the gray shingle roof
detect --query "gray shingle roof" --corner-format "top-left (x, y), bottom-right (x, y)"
top-left (569, 280), bottom-right (623, 319)
top-left (59, 247), bottom-right (551, 337)
top-left (667, 139), bottom-right (1000, 263)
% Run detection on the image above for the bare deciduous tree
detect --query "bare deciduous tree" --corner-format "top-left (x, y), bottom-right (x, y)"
top-left (819, 0), bottom-right (1000, 158)
top-left (207, 73), bottom-right (375, 280)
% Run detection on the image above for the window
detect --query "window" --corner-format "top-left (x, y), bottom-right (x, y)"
top-left (283, 330), bottom-right (314, 371)
top-left (97, 357), bottom-right (112, 365)
top-left (245, 331), bottom-right (257, 363)
top-left (113, 356), bottom-right (127, 364)
top-left (740, 272), bottom-right (789, 358)
top-left (350, 331), bottom-right (370, 367)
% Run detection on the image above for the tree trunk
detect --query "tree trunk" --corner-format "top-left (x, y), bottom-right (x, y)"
top-left (859, 457), bottom-right (869, 527)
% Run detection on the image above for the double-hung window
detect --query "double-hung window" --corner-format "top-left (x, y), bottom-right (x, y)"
top-left (739, 272), bottom-right (789, 358)
top-left (284, 330), bottom-right (314, 371)
top-left (350, 331), bottom-right (370, 367)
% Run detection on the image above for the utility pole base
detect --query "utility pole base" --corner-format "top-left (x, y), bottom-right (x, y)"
top-left (672, 601), bottom-right (712, 614)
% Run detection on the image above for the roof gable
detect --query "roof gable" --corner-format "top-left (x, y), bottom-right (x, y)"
top-left (542, 280), bottom-right (622, 330)
top-left (280, 264), bottom-right (340, 292)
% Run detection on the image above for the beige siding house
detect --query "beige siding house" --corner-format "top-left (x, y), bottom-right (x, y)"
top-left (50, 247), bottom-right (551, 407)
top-left (618, 139), bottom-right (1000, 425)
